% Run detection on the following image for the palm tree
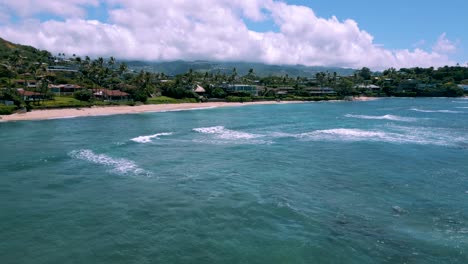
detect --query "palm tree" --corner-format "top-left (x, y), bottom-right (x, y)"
top-left (118, 62), bottom-right (128, 77)
top-left (108, 56), bottom-right (116, 70)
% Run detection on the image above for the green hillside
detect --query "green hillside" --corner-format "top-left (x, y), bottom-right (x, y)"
top-left (0, 38), bottom-right (51, 63)
top-left (125, 60), bottom-right (357, 77)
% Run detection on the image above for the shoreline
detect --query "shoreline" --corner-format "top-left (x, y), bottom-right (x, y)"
top-left (0, 101), bottom-right (305, 122)
top-left (0, 96), bottom-right (385, 122)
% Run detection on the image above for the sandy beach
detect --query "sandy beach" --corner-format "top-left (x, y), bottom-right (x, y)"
top-left (0, 101), bottom-right (305, 122)
top-left (351, 96), bottom-right (381, 101)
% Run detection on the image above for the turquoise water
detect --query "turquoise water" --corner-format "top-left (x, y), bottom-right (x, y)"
top-left (1, 98), bottom-right (468, 263)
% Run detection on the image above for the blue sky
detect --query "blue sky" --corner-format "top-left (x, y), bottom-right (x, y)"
top-left (249, 0), bottom-right (467, 64)
top-left (298, 0), bottom-right (465, 49)
top-left (0, 0), bottom-right (466, 69)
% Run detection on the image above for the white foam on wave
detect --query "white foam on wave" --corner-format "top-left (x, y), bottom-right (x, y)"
top-left (456, 107), bottom-right (468, 109)
top-left (193, 126), bottom-right (271, 144)
top-left (193, 126), bottom-right (262, 140)
top-left (131, 132), bottom-right (173, 143)
top-left (345, 114), bottom-right (417, 122)
top-left (47, 115), bottom-right (80, 120)
top-left (410, 108), bottom-right (461, 114)
top-left (299, 128), bottom-right (389, 141)
top-left (298, 126), bottom-right (467, 147)
top-left (386, 124), bottom-right (467, 145)
top-left (69, 149), bottom-right (151, 176)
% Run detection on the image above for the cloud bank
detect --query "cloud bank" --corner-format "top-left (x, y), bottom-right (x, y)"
top-left (0, 0), bottom-right (459, 70)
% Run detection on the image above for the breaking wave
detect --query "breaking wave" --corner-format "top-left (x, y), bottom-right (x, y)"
top-left (410, 108), bottom-right (461, 114)
top-left (193, 126), bottom-right (262, 140)
top-left (345, 114), bottom-right (417, 122)
top-left (131, 132), bottom-right (173, 143)
top-left (192, 126), bottom-right (270, 144)
top-left (69, 149), bottom-right (151, 176)
top-left (298, 127), bottom-right (467, 147)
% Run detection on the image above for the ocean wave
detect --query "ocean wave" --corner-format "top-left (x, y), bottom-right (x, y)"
top-left (456, 107), bottom-right (468, 109)
top-left (131, 132), bottom-right (173, 143)
top-left (69, 149), bottom-right (151, 176)
top-left (298, 127), bottom-right (467, 147)
top-left (410, 108), bottom-right (461, 114)
top-left (193, 126), bottom-right (271, 144)
top-left (299, 128), bottom-right (389, 141)
top-left (193, 126), bottom-right (262, 140)
top-left (345, 114), bottom-right (417, 122)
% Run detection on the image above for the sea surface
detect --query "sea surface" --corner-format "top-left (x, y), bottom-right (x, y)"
top-left (1, 98), bottom-right (468, 263)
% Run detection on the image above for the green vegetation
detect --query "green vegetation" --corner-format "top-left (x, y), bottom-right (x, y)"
top-left (0, 37), bottom-right (467, 115)
top-left (0, 105), bottom-right (16, 115)
top-left (31, 96), bottom-right (90, 109)
top-left (146, 96), bottom-right (198, 104)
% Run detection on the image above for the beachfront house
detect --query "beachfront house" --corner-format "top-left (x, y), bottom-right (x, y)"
top-left (225, 84), bottom-right (259, 96)
top-left (274, 86), bottom-right (295, 96)
top-left (93, 89), bottom-right (129, 101)
top-left (306, 87), bottom-right (337, 96)
top-left (193, 84), bottom-right (206, 95)
top-left (17, 89), bottom-right (45, 102)
top-left (49, 84), bottom-right (84, 95)
top-left (398, 79), bottom-right (419, 92)
top-left (356, 84), bottom-right (381, 92)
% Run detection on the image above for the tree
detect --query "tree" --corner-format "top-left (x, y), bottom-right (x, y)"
top-left (335, 79), bottom-right (356, 96)
top-left (211, 87), bottom-right (226, 98)
top-left (358, 67), bottom-right (372, 80)
top-left (315, 72), bottom-right (326, 87)
top-left (74, 89), bottom-right (93, 101)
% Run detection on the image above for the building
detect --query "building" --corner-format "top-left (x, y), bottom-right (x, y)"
top-left (356, 84), bottom-right (381, 92)
top-left (225, 84), bottom-right (258, 96)
top-left (398, 79), bottom-right (419, 92)
top-left (49, 84), bottom-right (84, 95)
top-left (17, 89), bottom-right (45, 101)
top-left (306, 87), bottom-right (337, 95)
top-left (14, 80), bottom-right (37, 88)
top-left (93, 89), bottom-right (129, 101)
top-left (193, 84), bottom-right (206, 95)
top-left (47, 65), bottom-right (79, 72)
top-left (274, 86), bottom-right (295, 96)
top-left (417, 83), bottom-right (437, 89)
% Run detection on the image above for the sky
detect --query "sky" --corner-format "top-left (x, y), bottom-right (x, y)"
top-left (0, 0), bottom-right (466, 70)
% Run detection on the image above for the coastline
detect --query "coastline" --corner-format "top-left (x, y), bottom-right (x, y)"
top-left (0, 101), bottom-right (305, 122)
top-left (0, 96), bottom-right (385, 122)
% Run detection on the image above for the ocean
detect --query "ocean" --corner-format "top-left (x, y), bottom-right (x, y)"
top-left (1, 98), bottom-right (467, 263)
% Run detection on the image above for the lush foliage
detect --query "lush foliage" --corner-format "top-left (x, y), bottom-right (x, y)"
top-left (73, 90), bottom-right (93, 102)
top-left (0, 105), bottom-right (16, 115)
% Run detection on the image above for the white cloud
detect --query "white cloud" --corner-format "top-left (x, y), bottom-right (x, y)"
top-left (0, 0), bottom-right (99, 18)
top-left (0, 0), bottom-right (458, 70)
top-left (432, 33), bottom-right (457, 54)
